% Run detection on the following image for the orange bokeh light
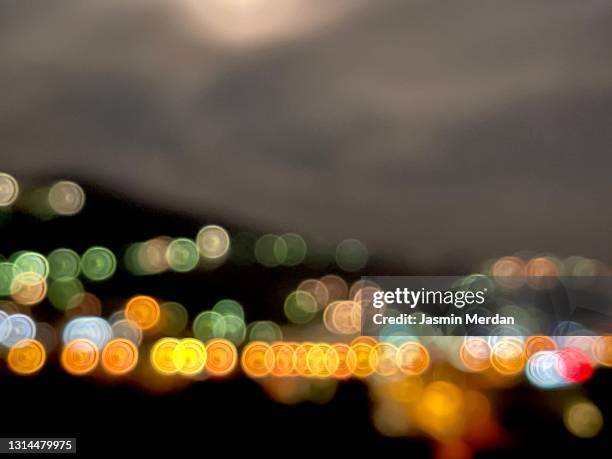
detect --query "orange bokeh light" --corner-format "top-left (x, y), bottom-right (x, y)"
top-left (206, 338), bottom-right (238, 377)
top-left (525, 335), bottom-right (557, 358)
top-left (8, 339), bottom-right (46, 375)
top-left (102, 338), bottom-right (138, 375)
top-left (459, 338), bottom-right (491, 372)
top-left (396, 341), bottom-right (430, 376)
top-left (592, 336), bottom-right (612, 367)
top-left (270, 342), bottom-right (296, 377)
top-left (490, 339), bottom-right (525, 375)
top-left (241, 341), bottom-right (274, 378)
top-left (61, 338), bottom-right (99, 375)
top-left (125, 295), bottom-right (160, 330)
top-left (348, 342), bottom-right (375, 378)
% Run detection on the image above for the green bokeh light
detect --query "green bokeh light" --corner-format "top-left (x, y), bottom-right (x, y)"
top-left (335, 239), bottom-right (368, 272)
top-left (0, 262), bottom-right (18, 296)
top-left (248, 320), bottom-right (283, 343)
top-left (81, 246), bottom-right (116, 281)
top-left (255, 234), bottom-right (287, 267)
top-left (166, 238), bottom-right (199, 272)
top-left (48, 248), bottom-right (80, 280)
top-left (280, 233), bottom-right (307, 267)
top-left (284, 291), bottom-right (318, 324)
top-left (14, 251), bottom-right (49, 279)
top-left (223, 315), bottom-right (246, 346)
top-left (192, 310), bottom-right (226, 341)
top-left (212, 299), bottom-right (244, 320)
top-left (48, 278), bottom-right (84, 310)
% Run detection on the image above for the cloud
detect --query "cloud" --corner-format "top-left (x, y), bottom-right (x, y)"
top-left (2, 0), bottom-right (612, 266)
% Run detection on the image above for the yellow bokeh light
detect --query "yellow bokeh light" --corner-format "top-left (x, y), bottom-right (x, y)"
top-left (173, 338), bottom-right (207, 376)
top-left (150, 337), bottom-right (180, 375)
top-left (564, 401), bottom-right (603, 438)
top-left (307, 343), bottom-right (338, 377)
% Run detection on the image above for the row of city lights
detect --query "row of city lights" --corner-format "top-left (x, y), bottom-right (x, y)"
top-left (1, 172), bottom-right (609, 445)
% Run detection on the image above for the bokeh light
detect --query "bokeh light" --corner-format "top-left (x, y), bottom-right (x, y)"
top-left (525, 335), bottom-right (557, 358)
top-left (0, 262), bottom-right (18, 296)
top-left (297, 279), bottom-right (328, 310)
top-left (111, 319), bottom-right (143, 346)
top-left (7, 338), bottom-right (46, 375)
top-left (0, 172), bottom-right (19, 207)
top-left (61, 338), bottom-right (99, 375)
top-left (150, 337), bottom-right (180, 375)
top-left (10, 271), bottom-right (47, 306)
top-left (48, 278), bottom-right (84, 311)
top-left (254, 234), bottom-right (286, 267)
top-left (102, 338), bottom-right (138, 375)
top-left (248, 320), bottom-right (282, 342)
top-left (62, 316), bottom-right (112, 350)
top-left (564, 401), bottom-right (603, 438)
top-left (593, 336), bottom-right (612, 367)
top-left (279, 233), bottom-right (307, 266)
top-left (335, 238), bottom-right (368, 272)
top-left (196, 225), bottom-right (230, 260)
top-left (205, 338), bottom-right (238, 377)
top-left (490, 339), bottom-right (525, 375)
top-left (459, 337), bottom-right (490, 372)
top-left (212, 298), bottom-right (244, 320)
top-left (222, 315), bottom-right (247, 346)
top-left (80, 246), bottom-right (116, 281)
top-left (192, 310), bottom-right (226, 341)
top-left (166, 238), bottom-right (199, 272)
top-left (557, 347), bottom-right (593, 383)
top-left (14, 251), bottom-right (49, 279)
top-left (47, 181), bottom-right (85, 216)
top-left (48, 248), bottom-right (81, 280)
top-left (284, 290), bottom-right (317, 324)
top-left (241, 341), bottom-right (274, 378)
top-left (1, 313), bottom-right (36, 347)
top-left (270, 341), bottom-right (295, 377)
top-left (348, 341), bottom-right (376, 378)
top-left (125, 295), bottom-right (160, 331)
top-left (173, 338), bottom-right (207, 376)
top-left (396, 341), bottom-right (430, 376)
